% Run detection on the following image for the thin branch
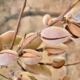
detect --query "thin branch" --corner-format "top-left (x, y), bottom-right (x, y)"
top-left (48, 0), bottom-right (80, 26)
top-left (0, 73), bottom-right (8, 79)
top-left (10, 0), bottom-right (27, 49)
top-left (39, 61), bottom-right (80, 66)
top-left (17, 60), bottom-right (27, 71)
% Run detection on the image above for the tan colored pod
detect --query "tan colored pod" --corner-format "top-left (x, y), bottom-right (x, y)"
top-left (43, 14), bottom-right (51, 25)
top-left (21, 49), bottom-right (42, 65)
top-left (19, 33), bottom-right (42, 49)
top-left (45, 43), bottom-right (68, 55)
top-left (48, 17), bottom-right (64, 26)
top-left (39, 65), bottom-right (52, 78)
top-left (0, 50), bottom-right (18, 66)
top-left (25, 64), bottom-right (42, 75)
top-left (0, 30), bottom-right (22, 47)
top-left (41, 27), bottom-right (71, 45)
top-left (51, 56), bottom-right (65, 69)
top-left (67, 23), bottom-right (80, 37)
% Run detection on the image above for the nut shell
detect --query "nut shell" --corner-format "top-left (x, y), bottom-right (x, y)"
top-left (52, 56), bottom-right (65, 69)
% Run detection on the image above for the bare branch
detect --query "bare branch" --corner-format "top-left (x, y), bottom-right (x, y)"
top-left (10, 0), bottom-right (27, 49)
top-left (0, 73), bottom-right (8, 79)
top-left (48, 0), bottom-right (80, 26)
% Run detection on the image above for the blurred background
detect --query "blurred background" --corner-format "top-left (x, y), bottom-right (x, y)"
top-left (0, 0), bottom-right (80, 80)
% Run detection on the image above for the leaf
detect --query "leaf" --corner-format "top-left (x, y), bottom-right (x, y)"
top-left (40, 65), bottom-right (52, 78)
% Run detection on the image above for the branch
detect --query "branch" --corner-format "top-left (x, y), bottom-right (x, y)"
top-left (0, 73), bottom-right (8, 79)
top-left (10, 0), bottom-right (27, 49)
top-left (48, 0), bottom-right (80, 26)
top-left (39, 61), bottom-right (80, 66)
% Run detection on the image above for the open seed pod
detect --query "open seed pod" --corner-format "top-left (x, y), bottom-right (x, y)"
top-left (48, 17), bottom-right (64, 26)
top-left (43, 14), bottom-right (51, 26)
top-left (45, 43), bottom-right (68, 56)
top-left (51, 56), bottom-right (65, 69)
top-left (20, 49), bottom-right (42, 65)
top-left (19, 33), bottom-right (42, 49)
top-left (0, 30), bottom-right (22, 47)
top-left (0, 50), bottom-right (18, 66)
top-left (64, 23), bottom-right (80, 42)
top-left (41, 27), bottom-right (71, 45)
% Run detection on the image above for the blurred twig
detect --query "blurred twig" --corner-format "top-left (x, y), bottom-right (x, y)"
top-left (10, 0), bottom-right (27, 49)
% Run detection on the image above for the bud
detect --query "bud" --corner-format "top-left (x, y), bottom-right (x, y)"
top-left (20, 49), bottom-right (42, 65)
top-left (43, 14), bottom-right (51, 25)
top-left (41, 27), bottom-right (71, 45)
top-left (45, 43), bottom-right (68, 55)
top-left (0, 50), bottom-right (18, 66)
top-left (51, 56), bottom-right (65, 69)
top-left (19, 33), bottom-right (42, 49)
top-left (0, 30), bottom-right (22, 47)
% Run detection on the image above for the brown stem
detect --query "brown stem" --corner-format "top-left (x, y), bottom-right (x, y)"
top-left (39, 61), bottom-right (80, 66)
top-left (10, 0), bottom-right (27, 50)
top-left (0, 73), bottom-right (8, 79)
top-left (17, 60), bottom-right (27, 71)
top-left (48, 0), bottom-right (80, 26)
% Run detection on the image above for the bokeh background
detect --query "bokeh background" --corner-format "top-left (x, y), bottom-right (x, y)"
top-left (0, 0), bottom-right (80, 80)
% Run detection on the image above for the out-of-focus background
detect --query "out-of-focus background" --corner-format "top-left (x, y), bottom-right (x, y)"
top-left (0, 0), bottom-right (80, 80)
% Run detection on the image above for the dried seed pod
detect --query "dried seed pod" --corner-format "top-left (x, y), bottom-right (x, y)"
top-left (25, 64), bottom-right (42, 75)
top-left (51, 56), bottom-right (65, 69)
top-left (48, 18), bottom-right (64, 26)
top-left (21, 49), bottom-right (42, 65)
top-left (64, 23), bottom-right (80, 42)
top-left (0, 50), bottom-right (18, 66)
top-left (41, 27), bottom-right (71, 45)
top-left (45, 43), bottom-right (68, 55)
top-left (43, 14), bottom-right (51, 25)
top-left (40, 65), bottom-right (52, 78)
top-left (19, 33), bottom-right (42, 49)
top-left (0, 30), bottom-right (22, 47)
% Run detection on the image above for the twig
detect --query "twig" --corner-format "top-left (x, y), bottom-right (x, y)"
top-left (48, 0), bottom-right (80, 26)
top-left (10, 0), bottom-right (27, 50)
top-left (0, 73), bottom-right (8, 79)
top-left (17, 60), bottom-right (27, 71)
top-left (39, 61), bottom-right (80, 66)
top-left (65, 53), bottom-right (69, 75)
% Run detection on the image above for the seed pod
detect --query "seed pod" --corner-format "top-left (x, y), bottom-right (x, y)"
top-left (25, 64), bottom-right (42, 75)
top-left (0, 30), bottom-right (22, 47)
top-left (45, 43), bottom-right (68, 55)
top-left (0, 50), bottom-right (18, 66)
top-left (40, 65), bottom-right (52, 78)
top-left (48, 18), bottom-right (64, 26)
top-left (41, 27), bottom-right (71, 45)
top-left (20, 49), bottom-right (42, 65)
top-left (64, 23), bottom-right (80, 42)
top-left (19, 33), bottom-right (42, 49)
top-left (51, 56), bottom-right (65, 69)
top-left (43, 14), bottom-right (51, 25)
